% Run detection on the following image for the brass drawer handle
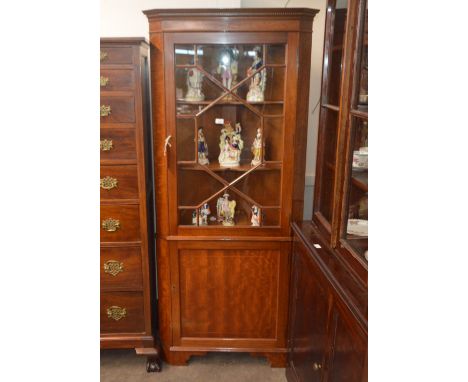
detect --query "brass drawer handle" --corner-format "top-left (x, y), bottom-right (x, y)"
top-left (100, 76), bottom-right (109, 87)
top-left (100, 139), bottom-right (113, 151)
top-left (102, 218), bottom-right (120, 232)
top-left (103, 260), bottom-right (124, 276)
top-left (107, 306), bottom-right (126, 321)
top-left (100, 176), bottom-right (118, 190)
top-left (100, 50), bottom-right (108, 61)
top-left (100, 105), bottom-right (111, 117)
top-left (312, 362), bottom-right (322, 371)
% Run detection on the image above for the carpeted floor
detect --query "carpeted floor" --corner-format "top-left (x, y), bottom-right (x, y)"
top-left (101, 349), bottom-right (287, 382)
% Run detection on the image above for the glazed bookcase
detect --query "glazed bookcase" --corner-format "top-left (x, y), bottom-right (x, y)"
top-left (144, 8), bottom-right (318, 366)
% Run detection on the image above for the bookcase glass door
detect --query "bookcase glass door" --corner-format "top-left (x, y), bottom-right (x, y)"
top-left (174, 43), bottom-right (285, 228)
top-left (342, 0), bottom-right (368, 261)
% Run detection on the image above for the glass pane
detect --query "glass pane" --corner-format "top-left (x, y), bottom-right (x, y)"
top-left (323, 0), bottom-right (348, 106)
top-left (176, 118), bottom-right (196, 161)
top-left (344, 117), bottom-right (368, 260)
top-left (266, 45), bottom-right (285, 65)
top-left (315, 107), bottom-right (339, 222)
top-left (357, 0), bottom-right (368, 107)
top-left (175, 44), bottom-right (195, 65)
top-left (264, 117), bottom-right (283, 161)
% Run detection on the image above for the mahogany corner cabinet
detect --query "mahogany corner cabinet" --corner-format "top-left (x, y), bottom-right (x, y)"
top-left (144, 8), bottom-right (319, 366)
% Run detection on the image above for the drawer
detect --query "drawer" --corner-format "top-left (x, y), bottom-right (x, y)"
top-left (100, 205), bottom-right (140, 242)
top-left (101, 291), bottom-right (145, 333)
top-left (100, 46), bottom-right (134, 65)
top-left (100, 246), bottom-right (143, 290)
top-left (100, 129), bottom-right (136, 161)
top-left (100, 96), bottom-right (135, 124)
top-left (100, 69), bottom-right (135, 91)
top-left (100, 165), bottom-right (139, 200)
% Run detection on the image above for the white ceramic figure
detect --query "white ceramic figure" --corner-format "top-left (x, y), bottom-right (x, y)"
top-left (197, 128), bottom-right (209, 165)
top-left (216, 193), bottom-right (236, 226)
top-left (185, 68), bottom-right (204, 101)
top-left (251, 128), bottom-right (263, 166)
top-left (246, 47), bottom-right (266, 102)
top-left (192, 211), bottom-right (197, 225)
top-left (251, 205), bottom-right (261, 226)
top-left (217, 48), bottom-right (239, 93)
top-left (199, 203), bottom-right (211, 225)
top-left (218, 122), bottom-right (244, 167)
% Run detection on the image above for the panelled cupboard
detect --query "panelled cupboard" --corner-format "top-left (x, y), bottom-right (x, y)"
top-left (100, 38), bottom-right (161, 372)
top-left (286, 0), bottom-right (368, 380)
top-left (144, 8), bottom-right (319, 366)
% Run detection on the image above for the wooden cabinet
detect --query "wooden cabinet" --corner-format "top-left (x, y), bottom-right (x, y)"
top-left (287, 223), bottom-right (367, 382)
top-left (287, 0), bottom-right (368, 380)
top-left (100, 38), bottom-right (161, 372)
top-left (144, 8), bottom-right (319, 366)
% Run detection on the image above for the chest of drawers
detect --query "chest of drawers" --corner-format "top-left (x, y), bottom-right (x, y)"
top-left (100, 38), bottom-right (161, 372)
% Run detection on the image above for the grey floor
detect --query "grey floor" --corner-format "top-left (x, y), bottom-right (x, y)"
top-left (101, 349), bottom-right (287, 382)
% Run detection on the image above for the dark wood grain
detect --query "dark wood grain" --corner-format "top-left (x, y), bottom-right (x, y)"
top-left (100, 246), bottom-right (143, 290)
top-left (100, 165), bottom-right (139, 200)
top-left (100, 291), bottom-right (145, 333)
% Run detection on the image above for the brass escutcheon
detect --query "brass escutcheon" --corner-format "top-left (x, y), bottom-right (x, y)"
top-left (107, 306), bottom-right (126, 321)
top-left (100, 139), bottom-right (113, 151)
top-left (100, 76), bottom-right (109, 87)
top-left (100, 50), bottom-right (108, 61)
top-left (100, 105), bottom-right (111, 117)
top-left (100, 176), bottom-right (118, 190)
top-left (103, 260), bottom-right (124, 276)
top-left (102, 218), bottom-right (120, 232)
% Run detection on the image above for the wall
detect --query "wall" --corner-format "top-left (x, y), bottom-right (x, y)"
top-left (101, 0), bottom-right (326, 219)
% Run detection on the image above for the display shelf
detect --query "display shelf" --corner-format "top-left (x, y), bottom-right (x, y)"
top-left (177, 161), bottom-right (281, 172)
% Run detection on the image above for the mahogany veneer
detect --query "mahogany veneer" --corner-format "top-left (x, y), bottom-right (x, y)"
top-left (100, 38), bottom-right (161, 372)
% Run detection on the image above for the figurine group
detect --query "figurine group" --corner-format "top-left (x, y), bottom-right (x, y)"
top-left (192, 194), bottom-right (261, 227)
top-left (198, 124), bottom-right (263, 167)
top-left (184, 46), bottom-right (266, 103)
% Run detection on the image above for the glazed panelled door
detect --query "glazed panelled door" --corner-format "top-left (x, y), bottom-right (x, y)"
top-left (164, 33), bottom-right (292, 236)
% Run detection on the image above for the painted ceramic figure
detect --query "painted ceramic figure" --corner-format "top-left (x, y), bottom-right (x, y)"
top-left (185, 68), bottom-right (204, 101)
top-left (246, 47), bottom-right (266, 102)
top-left (251, 128), bottom-right (263, 166)
top-left (197, 127), bottom-right (209, 165)
top-left (217, 48), bottom-right (239, 97)
top-left (218, 121), bottom-right (244, 167)
top-left (251, 205), bottom-right (261, 227)
top-left (199, 203), bottom-right (211, 225)
top-left (216, 193), bottom-right (236, 226)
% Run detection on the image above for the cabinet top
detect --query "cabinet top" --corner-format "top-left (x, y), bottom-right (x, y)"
top-left (100, 37), bottom-right (149, 46)
top-left (144, 8), bottom-right (319, 33)
top-left (143, 8), bottom-right (319, 18)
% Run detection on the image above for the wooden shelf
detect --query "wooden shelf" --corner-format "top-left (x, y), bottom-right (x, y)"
top-left (351, 170), bottom-right (368, 192)
top-left (178, 161), bottom-right (282, 172)
top-left (176, 99), bottom-right (284, 105)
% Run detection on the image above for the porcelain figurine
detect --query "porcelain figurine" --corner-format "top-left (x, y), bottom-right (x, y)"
top-left (217, 48), bottom-right (239, 98)
top-left (251, 205), bottom-right (261, 226)
top-left (246, 47), bottom-right (266, 102)
top-left (216, 193), bottom-right (236, 226)
top-left (197, 127), bottom-right (209, 165)
top-left (218, 121), bottom-right (244, 167)
top-left (185, 68), bottom-right (204, 101)
top-left (192, 211), bottom-right (197, 225)
top-left (199, 203), bottom-right (211, 225)
top-left (251, 128), bottom-right (263, 166)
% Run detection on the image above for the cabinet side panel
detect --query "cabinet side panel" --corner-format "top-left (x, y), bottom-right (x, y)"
top-left (291, 31), bottom-right (313, 223)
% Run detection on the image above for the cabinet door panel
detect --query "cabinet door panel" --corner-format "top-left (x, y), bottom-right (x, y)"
top-left (328, 309), bottom-right (367, 382)
top-left (289, 241), bottom-right (329, 382)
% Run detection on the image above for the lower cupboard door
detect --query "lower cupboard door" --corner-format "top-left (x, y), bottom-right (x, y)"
top-left (170, 241), bottom-right (290, 349)
top-left (288, 241), bottom-right (330, 382)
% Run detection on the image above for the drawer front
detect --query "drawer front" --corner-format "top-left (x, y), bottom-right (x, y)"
top-left (100, 129), bottom-right (136, 161)
top-left (100, 246), bottom-right (143, 290)
top-left (100, 205), bottom-right (140, 242)
top-left (101, 291), bottom-right (145, 333)
top-left (100, 96), bottom-right (135, 124)
top-left (100, 69), bottom-right (135, 91)
top-left (100, 47), bottom-right (133, 65)
top-left (100, 165), bottom-right (139, 200)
